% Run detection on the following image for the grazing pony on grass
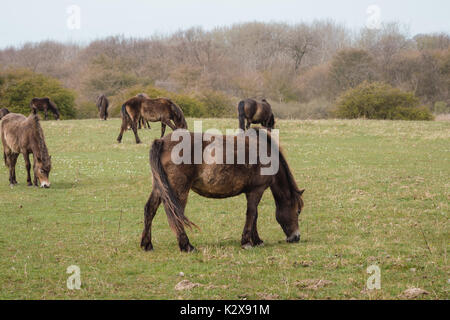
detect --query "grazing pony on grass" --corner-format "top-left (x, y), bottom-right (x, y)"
top-left (238, 98), bottom-right (275, 131)
top-left (1, 113), bottom-right (52, 188)
top-left (0, 108), bottom-right (9, 120)
top-left (117, 96), bottom-right (187, 143)
top-left (30, 97), bottom-right (60, 120)
top-left (96, 94), bottom-right (109, 120)
top-left (136, 93), bottom-right (151, 129)
top-left (140, 129), bottom-right (305, 252)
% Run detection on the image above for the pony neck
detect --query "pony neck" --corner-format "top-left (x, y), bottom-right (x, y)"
top-left (270, 162), bottom-right (296, 207)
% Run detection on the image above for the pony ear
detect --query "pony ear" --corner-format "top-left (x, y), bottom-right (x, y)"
top-left (298, 189), bottom-right (305, 196)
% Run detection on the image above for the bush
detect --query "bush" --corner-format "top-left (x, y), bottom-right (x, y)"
top-left (271, 98), bottom-right (333, 119)
top-left (196, 90), bottom-right (235, 118)
top-left (76, 101), bottom-right (98, 119)
top-left (336, 81), bottom-right (433, 120)
top-left (0, 69), bottom-right (76, 118)
top-left (433, 101), bottom-right (450, 114)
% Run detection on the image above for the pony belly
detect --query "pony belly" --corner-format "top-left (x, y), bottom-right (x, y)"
top-left (191, 166), bottom-right (247, 198)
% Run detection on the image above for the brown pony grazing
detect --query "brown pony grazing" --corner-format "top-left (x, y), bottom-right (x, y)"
top-left (1, 113), bottom-right (52, 188)
top-left (0, 108), bottom-right (9, 120)
top-left (30, 97), bottom-right (60, 120)
top-left (140, 129), bottom-right (305, 252)
top-left (136, 94), bottom-right (151, 129)
top-left (238, 98), bottom-right (275, 131)
top-left (96, 94), bottom-right (109, 120)
top-left (117, 96), bottom-right (188, 143)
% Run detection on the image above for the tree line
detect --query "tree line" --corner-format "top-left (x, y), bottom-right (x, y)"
top-left (0, 21), bottom-right (448, 119)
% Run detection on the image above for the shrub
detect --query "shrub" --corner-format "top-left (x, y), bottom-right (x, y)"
top-left (335, 81), bottom-right (433, 120)
top-left (433, 101), bottom-right (450, 114)
top-left (196, 90), bottom-right (235, 118)
top-left (0, 69), bottom-right (76, 118)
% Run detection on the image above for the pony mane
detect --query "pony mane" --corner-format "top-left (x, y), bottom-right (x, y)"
top-left (169, 100), bottom-right (187, 128)
top-left (27, 114), bottom-right (50, 166)
top-left (258, 128), bottom-right (301, 198)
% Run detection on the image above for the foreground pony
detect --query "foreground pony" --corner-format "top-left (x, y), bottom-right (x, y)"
top-left (141, 129), bottom-right (304, 252)
top-left (1, 113), bottom-right (51, 187)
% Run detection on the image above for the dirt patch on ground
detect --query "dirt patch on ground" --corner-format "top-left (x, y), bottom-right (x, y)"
top-left (295, 279), bottom-right (334, 290)
top-left (399, 288), bottom-right (429, 299)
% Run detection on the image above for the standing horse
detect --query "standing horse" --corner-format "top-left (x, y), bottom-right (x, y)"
top-left (1, 113), bottom-right (52, 187)
top-left (238, 98), bottom-right (275, 131)
top-left (136, 94), bottom-right (151, 129)
top-left (96, 94), bottom-right (109, 120)
top-left (0, 108), bottom-right (9, 120)
top-left (140, 129), bottom-right (305, 252)
top-left (30, 97), bottom-right (60, 120)
top-left (117, 96), bottom-right (188, 144)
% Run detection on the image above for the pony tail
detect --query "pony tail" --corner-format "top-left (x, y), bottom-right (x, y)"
top-left (149, 139), bottom-right (198, 232)
top-left (170, 101), bottom-right (187, 129)
top-left (238, 100), bottom-right (246, 130)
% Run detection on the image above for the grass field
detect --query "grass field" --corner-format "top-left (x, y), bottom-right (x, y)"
top-left (0, 118), bottom-right (448, 300)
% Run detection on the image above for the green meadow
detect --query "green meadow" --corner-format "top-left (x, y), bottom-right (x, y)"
top-left (0, 118), bottom-right (448, 299)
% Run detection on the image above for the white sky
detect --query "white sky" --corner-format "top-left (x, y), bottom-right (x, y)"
top-left (0, 0), bottom-right (449, 48)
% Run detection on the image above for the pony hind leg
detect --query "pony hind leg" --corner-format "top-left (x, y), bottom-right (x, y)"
top-left (130, 119), bottom-right (141, 144)
top-left (141, 189), bottom-right (162, 251)
top-left (117, 116), bottom-right (128, 143)
top-left (241, 190), bottom-right (264, 249)
top-left (164, 200), bottom-right (195, 252)
top-left (6, 152), bottom-right (19, 185)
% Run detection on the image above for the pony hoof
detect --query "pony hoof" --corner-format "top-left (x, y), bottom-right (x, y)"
top-left (255, 241), bottom-right (264, 247)
top-left (180, 244), bottom-right (195, 252)
top-left (286, 235), bottom-right (300, 243)
top-left (241, 243), bottom-right (253, 250)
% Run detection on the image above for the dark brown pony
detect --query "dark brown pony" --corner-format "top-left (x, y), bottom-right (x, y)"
top-left (1, 113), bottom-right (52, 187)
top-left (96, 94), bottom-right (109, 120)
top-left (30, 97), bottom-right (60, 120)
top-left (0, 108), bottom-right (9, 120)
top-left (238, 98), bottom-right (275, 130)
top-left (117, 96), bottom-right (188, 143)
top-left (136, 93), bottom-right (151, 129)
top-left (140, 129), bottom-right (305, 252)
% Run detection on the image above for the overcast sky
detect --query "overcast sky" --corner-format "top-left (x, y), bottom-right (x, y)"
top-left (0, 0), bottom-right (449, 48)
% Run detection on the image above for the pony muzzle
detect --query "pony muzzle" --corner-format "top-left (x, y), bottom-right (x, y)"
top-left (40, 181), bottom-right (51, 188)
top-left (286, 230), bottom-right (300, 243)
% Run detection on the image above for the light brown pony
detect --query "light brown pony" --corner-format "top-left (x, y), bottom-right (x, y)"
top-left (238, 98), bottom-right (275, 130)
top-left (30, 97), bottom-right (60, 120)
top-left (1, 113), bottom-right (52, 187)
top-left (117, 96), bottom-right (188, 143)
top-left (140, 129), bottom-right (305, 252)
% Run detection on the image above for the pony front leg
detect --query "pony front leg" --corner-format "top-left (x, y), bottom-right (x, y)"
top-left (160, 123), bottom-right (166, 137)
top-left (241, 191), bottom-right (264, 249)
top-left (141, 189), bottom-right (162, 251)
top-left (23, 153), bottom-right (32, 186)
